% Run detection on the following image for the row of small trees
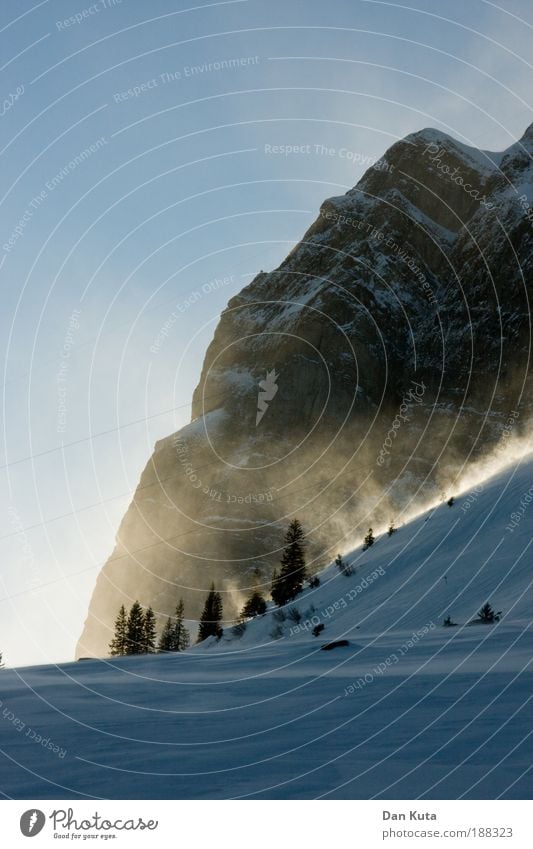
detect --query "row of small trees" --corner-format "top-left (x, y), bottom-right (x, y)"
top-left (109, 585), bottom-right (227, 655)
top-left (110, 517), bottom-right (382, 652)
top-left (109, 600), bottom-right (190, 656)
top-left (109, 601), bottom-right (160, 656)
top-left (107, 520), bottom-right (311, 656)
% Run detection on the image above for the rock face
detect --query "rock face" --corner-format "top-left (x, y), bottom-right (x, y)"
top-left (77, 124), bottom-right (533, 659)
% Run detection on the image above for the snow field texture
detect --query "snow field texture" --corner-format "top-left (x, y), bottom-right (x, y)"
top-left (0, 457), bottom-right (531, 799)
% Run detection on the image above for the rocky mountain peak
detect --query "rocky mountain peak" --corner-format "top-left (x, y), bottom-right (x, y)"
top-left (77, 124), bottom-right (533, 660)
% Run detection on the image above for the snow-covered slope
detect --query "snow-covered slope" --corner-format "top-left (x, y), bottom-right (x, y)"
top-left (1, 456), bottom-right (532, 799)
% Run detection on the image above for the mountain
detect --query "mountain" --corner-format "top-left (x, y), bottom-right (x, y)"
top-left (77, 124), bottom-right (533, 659)
top-left (8, 456), bottom-right (533, 798)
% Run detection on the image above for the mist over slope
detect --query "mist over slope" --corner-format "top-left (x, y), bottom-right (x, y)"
top-left (77, 123), bottom-right (533, 659)
top-left (4, 455), bottom-right (533, 799)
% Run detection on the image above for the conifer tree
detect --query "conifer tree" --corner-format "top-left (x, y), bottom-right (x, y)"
top-left (158, 618), bottom-right (174, 652)
top-left (272, 519), bottom-right (307, 606)
top-left (197, 584), bottom-right (223, 642)
top-left (240, 591), bottom-right (267, 619)
top-left (126, 600), bottom-right (145, 655)
top-left (143, 606), bottom-right (157, 654)
top-left (388, 522), bottom-right (397, 536)
top-left (363, 528), bottom-right (375, 550)
top-left (172, 599), bottom-right (190, 651)
top-left (109, 604), bottom-right (128, 656)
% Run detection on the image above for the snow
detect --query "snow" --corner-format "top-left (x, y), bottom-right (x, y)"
top-left (1, 458), bottom-right (532, 799)
top-left (405, 128), bottom-right (505, 173)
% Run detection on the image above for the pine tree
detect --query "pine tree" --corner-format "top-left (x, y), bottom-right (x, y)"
top-left (109, 604), bottom-right (128, 656)
top-left (143, 606), bottom-right (157, 653)
top-left (197, 584), bottom-right (223, 642)
top-left (158, 618), bottom-right (174, 652)
top-left (363, 528), bottom-right (375, 550)
top-left (272, 519), bottom-right (307, 606)
top-left (126, 600), bottom-right (145, 655)
top-left (172, 599), bottom-right (190, 651)
top-left (240, 591), bottom-right (267, 619)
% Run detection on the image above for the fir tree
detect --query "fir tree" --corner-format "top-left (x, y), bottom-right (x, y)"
top-left (126, 600), bottom-right (145, 655)
top-left (109, 604), bottom-right (128, 656)
top-left (197, 584), bottom-right (223, 642)
top-left (241, 591), bottom-right (267, 619)
top-left (172, 599), bottom-right (190, 651)
top-left (158, 618), bottom-right (174, 652)
top-left (363, 527), bottom-right (375, 550)
top-left (477, 602), bottom-right (501, 623)
top-left (143, 606), bottom-right (157, 654)
top-left (272, 519), bottom-right (307, 606)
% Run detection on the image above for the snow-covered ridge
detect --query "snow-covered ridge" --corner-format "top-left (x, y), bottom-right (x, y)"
top-left (198, 452), bottom-right (533, 654)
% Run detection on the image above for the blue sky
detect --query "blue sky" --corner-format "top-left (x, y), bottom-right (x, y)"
top-left (1, 0), bottom-right (532, 667)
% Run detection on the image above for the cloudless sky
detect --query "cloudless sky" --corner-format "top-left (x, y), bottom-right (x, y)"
top-left (1, 0), bottom-right (532, 667)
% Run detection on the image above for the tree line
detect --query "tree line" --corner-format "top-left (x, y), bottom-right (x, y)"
top-left (107, 517), bottom-right (421, 655)
top-left (108, 518), bottom-right (312, 656)
top-left (109, 585), bottom-right (226, 656)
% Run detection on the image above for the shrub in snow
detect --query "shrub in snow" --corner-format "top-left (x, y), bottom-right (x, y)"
top-left (312, 623), bottom-right (325, 637)
top-left (269, 625), bottom-right (284, 640)
top-left (335, 553), bottom-right (354, 576)
top-left (443, 615), bottom-right (458, 627)
top-left (287, 606), bottom-right (302, 623)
